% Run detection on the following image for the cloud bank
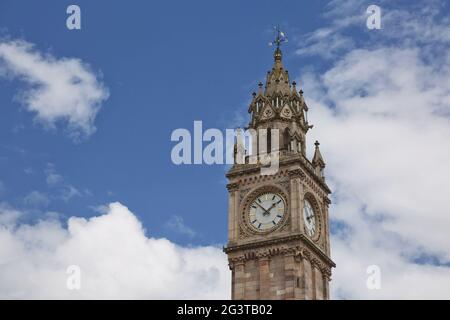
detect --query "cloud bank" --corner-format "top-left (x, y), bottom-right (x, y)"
top-left (297, 0), bottom-right (450, 299)
top-left (0, 39), bottom-right (109, 140)
top-left (0, 202), bottom-right (230, 299)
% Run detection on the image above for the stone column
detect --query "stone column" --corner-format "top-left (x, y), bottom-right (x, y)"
top-left (250, 128), bottom-right (258, 164)
top-left (289, 177), bottom-right (298, 232)
top-left (294, 253), bottom-right (306, 299)
top-left (303, 257), bottom-right (313, 299)
top-left (323, 199), bottom-right (331, 256)
top-left (244, 260), bottom-right (258, 300)
top-left (234, 261), bottom-right (245, 300)
top-left (288, 168), bottom-right (304, 232)
top-left (284, 253), bottom-right (295, 299)
top-left (230, 265), bottom-right (235, 300)
top-left (258, 256), bottom-right (270, 300)
top-left (311, 264), bottom-right (317, 300)
top-left (226, 183), bottom-right (239, 243)
top-left (323, 274), bottom-right (330, 300)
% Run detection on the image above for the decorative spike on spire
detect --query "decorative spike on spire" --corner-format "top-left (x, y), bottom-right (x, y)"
top-left (265, 27), bottom-right (290, 96)
top-left (274, 47), bottom-right (282, 61)
top-left (268, 25), bottom-right (288, 49)
top-left (291, 81), bottom-right (298, 95)
top-left (312, 140), bottom-right (326, 168)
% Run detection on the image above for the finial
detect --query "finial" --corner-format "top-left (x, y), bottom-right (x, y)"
top-left (312, 140), bottom-right (325, 170)
top-left (252, 91), bottom-right (256, 97)
top-left (299, 89), bottom-right (304, 96)
top-left (269, 25), bottom-right (288, 49)
top-left (274, 47), bottom-right (282, 61)
top-left (269, 25), bottom-right (288, 62)
top-left (258, 81), bottom-right (263, 93)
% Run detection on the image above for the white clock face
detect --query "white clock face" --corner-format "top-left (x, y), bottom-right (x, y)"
top-left (303, 199), bottom-right (316, 237)
top-left (249, 193), bottom-right (285, 231)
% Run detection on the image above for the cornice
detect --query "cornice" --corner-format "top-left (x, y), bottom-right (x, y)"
top-left (226, 154), bottom-right (331, 194)
top-left (223, 233), bottom-right (336, 268)
top-left (226, 182), bottom-right (239, 192)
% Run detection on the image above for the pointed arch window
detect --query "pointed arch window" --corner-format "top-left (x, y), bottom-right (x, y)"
top-left (283, 128), bottom-right (290, 151)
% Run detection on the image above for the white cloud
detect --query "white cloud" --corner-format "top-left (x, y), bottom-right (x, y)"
top-left (296, 28), bottom-right (356, 59)
top-left (23, 191), bottom-right (50, 208)
top-left (0, 39), bottom-right (109, 140)
top-left (0, 202), bottom-right (230, 299)
top-left (44, 163), bottom-right (85, 202)
top-left (165, 215), bottom-right (197, 238)
top-left (296, 0), bottom-right (450, 299)
top-left (60, 185), bottom-right (81, 202)
top-left (296, 0), bottom-right (450, 60)
top-left (3, 1), bottom-right (449, 301)
top-left (295, 0), bottom-right (364, 59)
top-left (0, 203), bottom-right (21, 227)
top-left (45, 163), bottom-right (63, 186)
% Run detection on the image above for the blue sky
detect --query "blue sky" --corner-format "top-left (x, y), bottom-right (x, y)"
top-left (0, 0), bottom-right (348, 245)
top-left (0, 0), bottom-right (328, 244)
top-left (1, 0), bottom-right (450, 299)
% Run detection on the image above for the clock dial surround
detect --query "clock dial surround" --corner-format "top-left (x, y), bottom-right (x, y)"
top-left (302, 197), bottom-right (321, 240)
top-left (245, 190), bottom-right (287, 234)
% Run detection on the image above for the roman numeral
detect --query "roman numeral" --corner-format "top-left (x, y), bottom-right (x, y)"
top-left (258, 223), bottom-right (262, 229)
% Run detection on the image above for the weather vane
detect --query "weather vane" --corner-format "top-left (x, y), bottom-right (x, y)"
top-left (268, 25), bottom-right (288, 48)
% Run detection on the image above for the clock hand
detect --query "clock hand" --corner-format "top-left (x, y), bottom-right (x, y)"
top-left (266, 200), bottom-right (282, 213)
top-left (255, 202), bottom-right (271, 216)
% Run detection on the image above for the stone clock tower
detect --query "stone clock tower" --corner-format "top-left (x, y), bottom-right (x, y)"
top-left (224, 39), bottom-right (335, 300)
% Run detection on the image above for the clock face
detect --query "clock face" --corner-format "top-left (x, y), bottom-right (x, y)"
top-left (303, 199), bottom-right (316, 237)
top-left (248, 193), bottom-right (285, 231)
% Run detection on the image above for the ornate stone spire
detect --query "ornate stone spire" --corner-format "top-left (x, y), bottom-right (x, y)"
top-left (312, 140), bottom-right (326, 179)
top-left (245, 28), bottom-right (314, 158)
top-left (265, 47), bottom-right (291, 96)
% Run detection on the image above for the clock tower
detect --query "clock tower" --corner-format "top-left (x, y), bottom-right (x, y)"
top-left (224, 37), bottom-right (335, 300)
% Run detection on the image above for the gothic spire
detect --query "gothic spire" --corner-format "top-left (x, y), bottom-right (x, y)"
top-left (312, 141), bottom-right (326, 168)
top-left (265, 46), bottom-right (291, 96)
top-left (265, 26), bottom-right (291, 96)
